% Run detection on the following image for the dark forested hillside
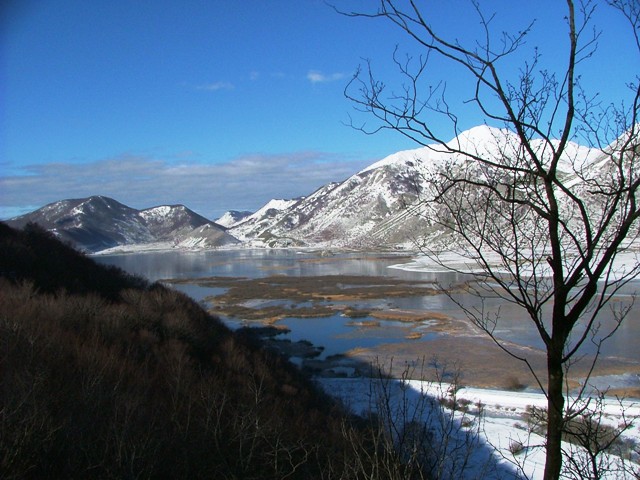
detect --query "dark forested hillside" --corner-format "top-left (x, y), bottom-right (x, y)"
top-left (0, 222), bottom-right (148, 299)
top-left (0, 222), bottom-right (400, 479)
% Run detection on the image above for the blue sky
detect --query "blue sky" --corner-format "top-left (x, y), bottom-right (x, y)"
top-left (1, 1), bottom-right (637, 220)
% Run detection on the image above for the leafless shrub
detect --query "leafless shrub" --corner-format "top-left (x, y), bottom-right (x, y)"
top-left (342, 357), bottom-right (506, 480)
top-left (0, 226), bottom-right (387, 479)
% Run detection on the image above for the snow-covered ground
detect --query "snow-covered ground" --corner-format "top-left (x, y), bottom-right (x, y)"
top-left (93, 241), bottom-right (178, 255)
top-left (389, 249), bottom-right (640, 281)
top-left (92, 241), bottom-right (244, 255)
top-left (318, 377), bottom-right (640, 479)
top-left (361, 253), bottom-right (640, 478)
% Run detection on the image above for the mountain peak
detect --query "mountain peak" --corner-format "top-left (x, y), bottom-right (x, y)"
top-left (6, 197), bottom-right (238, 252)
top-left (9, 124), bottom-right (620, 252)
top-left (452, 125), bottom-right (507, 143)
top-left (215, 210), bottom-right (253, 228)
top-left (358, 146), bottom-right (430, 175)
top-left (358, 125), bottom-right (509, 176)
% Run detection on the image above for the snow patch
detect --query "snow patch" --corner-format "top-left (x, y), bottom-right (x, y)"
top-left (319, 377), bottom-right (640, 480)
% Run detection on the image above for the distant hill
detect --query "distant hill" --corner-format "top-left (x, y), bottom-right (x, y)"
top-left (215, 209), bottom-right (253, 228)
top-left (6, 195), bottom-right (239, 252)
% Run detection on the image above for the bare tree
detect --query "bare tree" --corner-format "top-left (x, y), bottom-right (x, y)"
top-left (340, 1), bottom-right (640, 479)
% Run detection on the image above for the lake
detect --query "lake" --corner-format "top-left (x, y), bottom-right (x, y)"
top-left (94, 249), bottom-right (640, 367)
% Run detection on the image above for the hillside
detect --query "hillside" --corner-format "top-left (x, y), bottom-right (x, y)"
top-left (228, 126), bottom-right (605, 249)
top-left (6, 196), bottom-right (239, 253)
top-left (0, 222), bottom-right (409, 479)
top-left (215, 209), bottom-right (253, 228)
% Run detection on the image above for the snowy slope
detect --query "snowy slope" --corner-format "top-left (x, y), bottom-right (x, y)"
top-left (174, 222), bottom-right (240, 249)
top-left (227, 156), bottom-right (433, 248)
top-left (7, 196), bottom-right (239, 252)
top-left (320, 377), bottom-right (640, 480)
top-left (139, 204), bottom-right (212, 239)
top-left (229, 125), bottom-right (609, 249)
top-left (215, 210), bottom-right (253, 228)
top-left (7, 196), bottom-right (154, 251)
top-left (229, 197), bottom-right (304, 246)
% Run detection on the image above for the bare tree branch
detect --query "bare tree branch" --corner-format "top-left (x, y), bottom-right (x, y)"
top-left (341, 1), bottom-right (640, 478)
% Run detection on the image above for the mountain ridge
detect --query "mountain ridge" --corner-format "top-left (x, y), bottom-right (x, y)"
top-left (6, 195), bottom-right (239, 253)
top-left (226, 125), bottom-right (613, 249)
top-left (5, 125), bottom-right (623, 253)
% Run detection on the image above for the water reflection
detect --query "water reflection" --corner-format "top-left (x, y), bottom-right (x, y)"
top-left (94, 249), bottom-right (640, 363)
top-left (96, 250), bottom-right (408, 281)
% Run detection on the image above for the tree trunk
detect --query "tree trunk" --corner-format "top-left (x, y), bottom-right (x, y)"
top-left (544, 345), bottom-right (565, 480)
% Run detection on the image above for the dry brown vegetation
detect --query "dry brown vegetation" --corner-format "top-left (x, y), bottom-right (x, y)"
top-left (0, 223), bottom-right (430, 479)
top-left (166, 274), bottom-right (445, 325)
top-left (211, 275), bottom-right (440, 303)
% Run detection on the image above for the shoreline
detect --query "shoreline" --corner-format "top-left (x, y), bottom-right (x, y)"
top-left (184, 271), bottom-right (640, 398)
top-left (104, 247), bottom-right (640, 398)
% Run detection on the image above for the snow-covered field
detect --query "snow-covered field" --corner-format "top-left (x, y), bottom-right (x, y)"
top-left (349, 253), bottom-right (640, 478)
top-left (389, 249), bottom-right (640, 281)
top-left (318, 377), bottom-right (640, 479)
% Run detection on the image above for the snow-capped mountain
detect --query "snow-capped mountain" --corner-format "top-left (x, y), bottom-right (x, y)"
top-left (215, 210), bottom-right (253, 228)
top-left (7, 125), bottom-right (622, 252)
top-left (173, 222), bottom-right (239, 250)
top-left (227, 125), bottom-right (608, 249)
top-left (229, 198), bottom-right (305, 246)
top-left (139, 204), bottom-right (212, 238)
top-left (227, 152), bottom-right (433, 248)
top-left (6, 196), bottom-right (239, 252)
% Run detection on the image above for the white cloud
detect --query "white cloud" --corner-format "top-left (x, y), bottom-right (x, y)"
top-left (249, 71), bottom-right (285, 81)
top-left (306, 70), bottom-right (345, 83)
top-left (0, 151), bottom-right (371, 220)
top-left (195, 81), bottom-right (235, 91)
